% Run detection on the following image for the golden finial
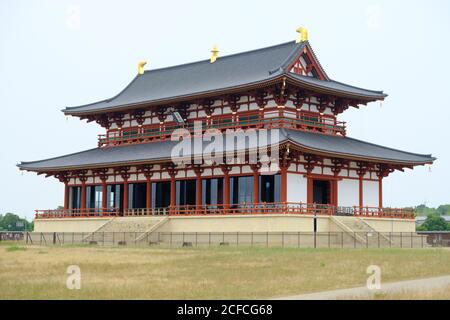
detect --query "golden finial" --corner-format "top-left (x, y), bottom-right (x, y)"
top-left (210, 45), bottom-right (219, 63)
top-left (137, 60), bottom-right (147, 75)
top-left (296, 26), bottom-right (309, 43)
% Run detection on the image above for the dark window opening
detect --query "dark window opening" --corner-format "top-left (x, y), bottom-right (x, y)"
top-left (176, 179), bottom-right (196, 206)
top-left (128, 183), bottom-right (147, 209)
top-left (69, 186), bottom-right (81, 210)
top-left (152, 181), bottom-right (171, 208)
top-left (313, 180), bottom-right (331, 205)
top-left (107, 184), bottom-right (123, 211)
top-left (86, 185), bottom-right (102, 209)
top-left (259, 174), bottom-right (281, 203)
top-left (230, 176), bottom-right (254, 205)
top-left (202, 178), bottom-right (224, 206)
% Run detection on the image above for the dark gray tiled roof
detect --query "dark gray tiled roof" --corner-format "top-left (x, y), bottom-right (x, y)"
top-left (287, 73), bottom-right (386, 99)
top-left (18, 130), bottom-right (435, 172)
top-left (284, 130), bottom-right (435, 164)
top-left (63, 41), bottom-right (386, 115)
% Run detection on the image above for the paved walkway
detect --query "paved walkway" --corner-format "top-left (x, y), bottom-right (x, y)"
top-left (273, 275), bottom-right (450, 300)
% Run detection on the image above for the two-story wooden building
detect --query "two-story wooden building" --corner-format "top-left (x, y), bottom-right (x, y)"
top-left (18, 29), bottom-right (435, 234)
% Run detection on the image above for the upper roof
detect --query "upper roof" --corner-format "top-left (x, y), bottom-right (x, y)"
top-left (63, 41), bottom-right (387, 116)
top-left (18, 129), bottom-right (435, 172)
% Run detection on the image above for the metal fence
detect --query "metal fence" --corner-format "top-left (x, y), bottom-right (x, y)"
top-left (1, 231), bottom-right (450, 248)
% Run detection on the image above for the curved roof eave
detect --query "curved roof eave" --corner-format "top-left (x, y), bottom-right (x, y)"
top-left (17, 130), bottom-right (435, 173)
top-left (286, 141), bottom-right (435, 166)
top-left (62, 74), bottom-right (285, 116)
top-left (285, 74), bottom-right (387, 101)
top-left (63, 74), bottom-right (386, 117)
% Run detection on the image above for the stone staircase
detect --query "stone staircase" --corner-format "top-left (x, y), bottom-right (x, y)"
top-left (84, 216), bottom-right (167, 245)
top-left (331, 216), bottom-right (392, 246)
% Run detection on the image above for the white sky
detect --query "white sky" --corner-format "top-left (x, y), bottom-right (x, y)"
top-left (1, 0), bottom-right (449, 220)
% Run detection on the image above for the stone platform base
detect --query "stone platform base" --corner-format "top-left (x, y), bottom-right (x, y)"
top-left (34, 214), bottom-right (415, 234)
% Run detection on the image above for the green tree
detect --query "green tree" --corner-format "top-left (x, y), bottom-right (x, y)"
top-left (436, 204), bottom-right (450, 216)
top-left (417, 214), bottom-right (450, 231)
top-left (415, 204), bottom-right (436, 216)
top-left (0, 213), bottom-right (33, 231)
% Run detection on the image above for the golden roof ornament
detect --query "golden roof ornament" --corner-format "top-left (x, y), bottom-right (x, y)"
top-left (137, 60), bottom-right (147, 75)
top-left (296, 26), bottom-right (309, 43)
top-left (210, 45), bottom-right (219, 63)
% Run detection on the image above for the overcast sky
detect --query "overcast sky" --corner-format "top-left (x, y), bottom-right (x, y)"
top-left (1, 0), bottom-right (449, 220)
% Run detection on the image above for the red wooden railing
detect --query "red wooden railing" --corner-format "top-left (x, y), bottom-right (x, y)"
top-left (35, 203), bottom-right (415, 219)
top-left (35, 208), bottom-right (120, 219)
top-left (98, 113), bottom-right (346, 147)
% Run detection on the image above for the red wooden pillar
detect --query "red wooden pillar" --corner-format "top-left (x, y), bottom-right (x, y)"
top-left (253, 172), bottom-right (259, 204)
top-left (307, 177), bottom-right (313, 204)
top-left (123, 179), bottom-right (129, 211)
top-left (170, 175), bottom-right (176, 208)
top-left (378, 176), bottom-right (383, 208)
top-left (77, 171), bottom-right (88, 216)
top-left (164, 165), bottom-right (177, 215)
top-left (334, 180), bottom-right (338, 206)
top-left (101, 181), bottom-right (107, 210)
top-left (81, 181), bottom-right (87, 211)
top-left (64, 183), bottom-right (69, 210)
top-left (356, 163), bottom-right (367, 209)
top-left (329, 180), bottom-right (338, 206)
top-left (224, 174), bottom-right (230, 208)
top-left (221, 165), bottom-right (231, 209)
top-left (196, 175), bottom-right (202, 207)
top-left (116, 167), bottom-right (130, 215)
top-left (280, 166), bottom-right (288, 203)
top-left (359, 175), bottom-right (364, 208)
top-left (139, 165), bottom-right (154, 214)
top-left (194, 167), bottom-right (204, 210)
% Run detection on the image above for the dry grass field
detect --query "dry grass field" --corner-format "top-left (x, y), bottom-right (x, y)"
top-left (0, 243), bottom-right (449, 299)
top-left (372, 285), bottom-right (450, 300)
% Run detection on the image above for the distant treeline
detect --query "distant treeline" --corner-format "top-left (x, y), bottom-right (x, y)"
top-left (0, 213), bottom-right (33, 231)
top-left (414, 204), bottom-right (450, 231)
top-left (415, 204), bottom-right (450, 216)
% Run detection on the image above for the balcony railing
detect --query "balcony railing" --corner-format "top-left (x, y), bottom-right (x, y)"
top-left (35, 208), bottom-right (120, 219)
top-left (98, 113), bottom-right (346, 147)
top-left (35, 203), bottom-right (415, 219)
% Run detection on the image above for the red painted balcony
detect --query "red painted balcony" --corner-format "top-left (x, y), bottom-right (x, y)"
top-left (98, 112), bottom-right (346, 147)
top-left (35, 203), bottom-right (415, 220)
top-left (34, 208), bottom-right (120, 219)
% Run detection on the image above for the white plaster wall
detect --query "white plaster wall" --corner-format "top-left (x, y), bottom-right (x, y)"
top-left (287, 173), bottom-right (307, 203)
top-left (338, 179), bottom-right (359, 207)
top-left (363, 180), bottom-right (379, 207)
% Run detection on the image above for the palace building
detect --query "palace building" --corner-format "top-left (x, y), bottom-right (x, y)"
top-left (19, 28), bottom-right (435, 235)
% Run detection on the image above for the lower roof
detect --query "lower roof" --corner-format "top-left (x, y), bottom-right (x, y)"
top-left (18, 129), bottom-right (435, 172)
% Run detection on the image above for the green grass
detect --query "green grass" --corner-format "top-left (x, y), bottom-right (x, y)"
top-left (0, 245), bottom-right (449, 299)
top-left (5, 245), bottom-right (27, 252)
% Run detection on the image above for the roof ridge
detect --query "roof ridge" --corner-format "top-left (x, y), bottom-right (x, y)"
top-left (142, 40), bottom-right (297, 75)
top-left (303, 41), bottom-right (330, 80)
top-left (276, 42), bottom-right (306, 73)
